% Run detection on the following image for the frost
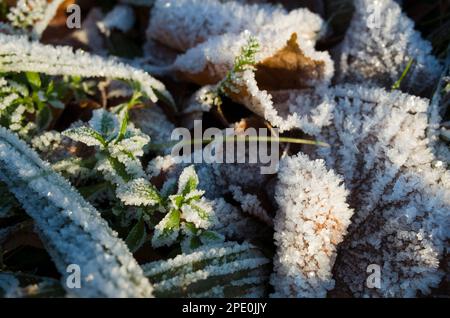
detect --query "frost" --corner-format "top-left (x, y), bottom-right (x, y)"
top-left (97, 5), bottom-right (135, 36)
top-left (211, 198), bottom-right (264, 241)
top-left (143, 0), bottom-right (334, 132)
top-left (271, 153), bottom-right (354, 298)
top-left (428, 53), bottom-right (450, 165)
top-left (0, 0), bottom-right (448, 299)
top-left (142, 242), bottom-right (270, 297)
top-left (0, 127), bottom-right (153, 297)
top-left (0, 34), bottom-right (172, 105)
top-left (116, 178), bottom-right (161, 206)
top-left (147, 0), bottom-right (322, 52)
top-left (144, 0), bottom-right (333, 89)
top-left (336, 0), bottom-right (442, 95)
top-left (152, 165), bottom-right (221, 251)
top-left (129, 105), bottom-right (175, 153)
top-left (6, 0), bottom-right (65, 39)
top-left (31, 131), bottom-right (97, 182)
top-left (310, 84), bottom-right (450, 297)
top-left (229, 185), bottom-right (273, 226)
top-left (63, 109), bottom-right (149, 186)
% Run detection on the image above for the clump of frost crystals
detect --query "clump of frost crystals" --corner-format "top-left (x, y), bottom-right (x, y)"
top-left (336, 0), bottom-right (441, 95)
top-left (147, 0), bottom-right (322, 52)
top-left (271, 153), bottom-right (354, 298)
top-left (0, 34), bottom-right (172, 105)
top-left (5, 0), bottom-right (65, 39)
top-left (63, 109), bottom-right (150, 187)
top-left (142, 242), bottom-right (270, 298)
top-left (151, 165), bottom-right (224, 251)
top-left (0, 127), bottom-right (153, 297)
top-left (144, 0), bottom-right (333, 87)
top-left (310, 84), bottom-right (450, 297)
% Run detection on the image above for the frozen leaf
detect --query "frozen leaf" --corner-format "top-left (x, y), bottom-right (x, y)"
top-left (177, 165), bottom-right (199, 196)
top-left (62, 126), bottom-right (106, 148)
top-left (0, 33), bottom-right (173, 105)
top-left (336, 0), bottom-right (442, 95)
top-left (0, 127), bottom-right (154, 297)
top-left (125, 218), bottom-right (147, 253)
top-left (6, 0), bottom-right (66, 39)
top-left (97, 5), bottom-right (135, 36)
top-left (271, 153), bottom-right (354, 298)
top-left (310, 84), bottom-right (450, 297)
top-left (147, 0), bottom-right (322, 52)
top-left (152, 209), bottom-right (181, 248)
top-left (143, 242), bottom-right (270, 298)
top-left (116, 178), bottom-right (161, 207)
top-left (89, 108), bottom-right (120, 141)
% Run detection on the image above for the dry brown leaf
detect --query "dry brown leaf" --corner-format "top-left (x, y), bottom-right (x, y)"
top-left (255, 33), bottom-right (326, 90)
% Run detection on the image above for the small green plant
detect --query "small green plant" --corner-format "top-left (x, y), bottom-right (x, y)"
top-left (150, 165), bottom-right (224, 251)
top-left (63, 75), bottom-right (97, 102)
top-left (0, 126), bottom-right (154, 297)
top-left (391, 58), bottom-right (415, 91)
top-left (63, 108), bottom-right (222, 253)
top-left (110, 82), bottom-right (145, 115)
top-left (0, 72), bottom-right (66, 137)
top-left (206, 34), bottom-right (260, 109)
top-left (63, 108), bottom-right (151, 185)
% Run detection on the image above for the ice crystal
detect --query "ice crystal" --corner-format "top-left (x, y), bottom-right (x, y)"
top-left (152, 165), bottom-right (222, 251)
top-left (211, 197), bottom-right (266, 242)
top-left (129, 105), bottom-right (175, 153)
top-left (428, 53), bottom-right (450, 165)
top-left (145, 0), bottom-right (332, 87)
top-left (0, 127), bottom-right (153, 297)
top-left (272, 153), bottom-right (354, 298)
top-left (0, 0), bottom-right (448, 299)
top-left (97, 5), bottom-right (135, 36)
top-left (336, 0), bottom-right (442, 95)
top-left (5, 0), bottom-right (65, 39)
top-left (0, 76), bottom-right (36, 137)
top-left (0, 34), bottom-right (172, 105)
top-left (229, 185), bottom-right (273, 226)
top-left (142, 242), bottom-right (270, 297)
top-left (63, 109), bottom-right (149, 184)
top-left (147, 0), bottom-right (321, 52)
top-left (31, 130), bottom-right (97, 182)
top-left (310, 84), bottom-right (450, 297)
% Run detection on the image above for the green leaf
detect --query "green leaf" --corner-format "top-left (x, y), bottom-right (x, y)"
top-left (165, 209), bottom-right (181, 231)
top-left (36, 105), bottom-right (53, 131)
top-left (200, 231), bottom-right (224, 243)
top-left (107, 156), bottom-right (132, 182)
top-left (46, 80), bottom-right (54, 95)
top-left (153, 88), bottom-right (177, 113)
top-left (25, 72), bottom-right (41, 90)
top-left (183, 222), bottom-right (198, 235)
top-left (63, 126), bottom-right (107, 147)
top-left (189, 201), bottom-right (209, 220)
top-left (115, 110), bottom-right (129, 143)
top-left (170, 194), bottom-right (185, 209)
top-left (125, 218), bottom-right (147, 253)
top-left (89, 109), bottom-right (119, 141)
top-left (187, 236), bottom-right (202, 250)
top-left (116, 178), bottom-right (162, 206)
top-left (178, 166), bottom-right (199, 196)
